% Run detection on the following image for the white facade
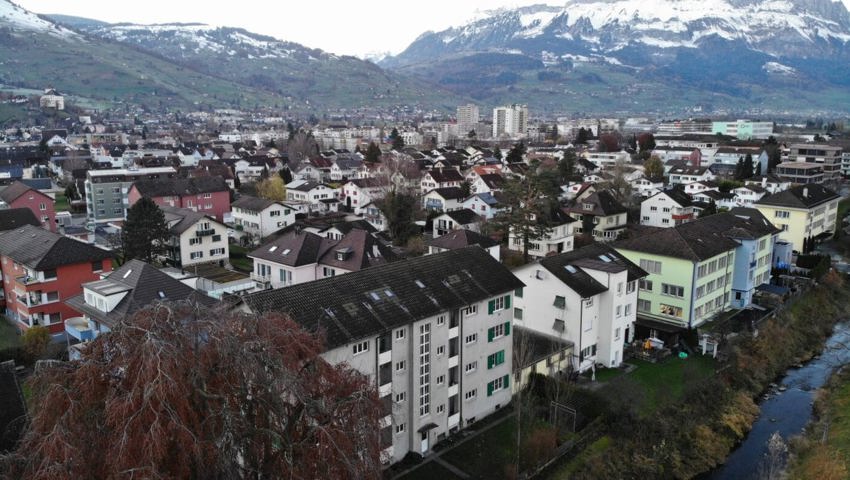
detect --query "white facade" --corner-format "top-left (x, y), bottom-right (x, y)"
top-left (231, 202), bottom-right (294, 239)
top-left (172, 218), bottom-right (230, 268)
top-left (457, 104), bottom-right (480, 136)
top-left (508, 221), bottom-right (576, 259)
top-left (492, 104), bottom-right (528, 138)
top-left (640, 192), bottom-right (695, 228)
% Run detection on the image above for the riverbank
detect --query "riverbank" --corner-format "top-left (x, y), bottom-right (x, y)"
top-left (555, 272), bottom-right (850, 479)
top-left (786, 367), bottom-right (850, 479)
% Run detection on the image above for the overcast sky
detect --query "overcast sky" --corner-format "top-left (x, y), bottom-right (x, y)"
top-left (15, 0), bottom-right (554, 57)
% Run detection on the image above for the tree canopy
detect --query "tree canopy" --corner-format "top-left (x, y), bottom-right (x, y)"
top-left (122, 197), bottom-right (169, 263)
top-left (1, 303), bottom-right (383, 479)
top-left (643, 155), bottom-right (665, 180)
top-left (494, 168), bottom-right (560, 263)
top-left (506, 141), bottom-right (526, 164)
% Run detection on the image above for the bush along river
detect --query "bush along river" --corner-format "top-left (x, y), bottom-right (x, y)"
top-left (706, 322), bottom-right (850, 479)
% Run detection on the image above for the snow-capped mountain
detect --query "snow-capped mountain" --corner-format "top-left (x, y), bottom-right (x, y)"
top-left (0, 0), bottom-right (77, 37)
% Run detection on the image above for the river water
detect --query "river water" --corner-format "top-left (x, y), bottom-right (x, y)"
top-left (705, 323), bottom-right (850, 479)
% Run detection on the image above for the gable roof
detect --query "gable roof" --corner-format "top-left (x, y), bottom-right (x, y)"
top-left (0, 208), bottom-right (40, 232)
top-left (0, 181), bottom-right (48, 204)
top-left (426, 169), bottom-right (464, 183)
top-left (242, 247), bottom-right (524, 350)
top-left (249, 230), bottom-right (331, 267)
top-left (755, 184), bottom-right (839, 209)
top-left (318, 229), bottom-right (398, 271)
top-left (132, 176), bottom-right (227, 198)
top-left (65, 259), bottom-right (217, 329)
top-left (232, 195), bottom-right (280, 212)
top-left (0, 224), bottom-right (113, 270)
top-left (658, 187), bottom-right (693, 207)
top-left (539, 243), bottom-right (648, 298)
top-left (478, 173), bottom-right (506, 189)
top-left (567, 190), bottom-right (627, 216)
top-left (428, 187), bottom-right (465, 200)
top-left (160, 206), bottom-right (222, 235)
top-left (440, 208), bottom-right (482, 225)
top-left (428, 229), bottom-right (499, 250)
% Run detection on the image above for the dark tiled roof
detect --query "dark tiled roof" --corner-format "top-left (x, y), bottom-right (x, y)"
top-left (0, 208), bottom-right (40, 231)
top-left (614, 211), bottom-right (775, 261)
top-left (65, 259), bottom-right (217, 329)
top-left (0, 224), bottom-right (113, 270)
top-left (132, 176), bottom-right (227, 197)
top-left (661, 187), bottom-right (693, 207)
top-left (539, 243), bottom-right (648, 297)
top-left (430, 187), bottom-right (465, 200)
top-left (232, 195), bottom-right (279, 212)
top-left (249, 231), bottom-right (332, 267)
top-left (161, 206), bottom-right (222, 235)
top-left (567, 190), bottom-right (627, 216)
top-left (242, 247), bottom-right (524, 349)
top-left (513, 327), bottom-right (573, 368)
top-left (428, 230), bottom-right (499, 250)
top-left (755, 184), bottom-right (840, 209)
top-left (348, 178), bottom-right (389, 189)
top-left (0, 181), bottom-right (44, 204)
top-left (442, 208), bottom-right (481, 225)
top-left (318, 229), bottom-right (398, 271)
top-left (289, 181), bottom-right (325, 192)
top-left (426, 169), bottom-right (464, 183)
top-left (478, 173), bottom-right (506, 189)
top-left (0, 360), bottom-right (26, 452)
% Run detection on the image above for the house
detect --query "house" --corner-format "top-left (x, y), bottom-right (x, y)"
top-left (744, 175), bottom-right (791, 195)
top-left (341, 178), bottom-right (388, 214)
top-left (285, 181), bottom-right (339, 211)
top-left (39, 88), bottom-right (64, 110)
top-left (565, 191), bottom-right (628, 242)
top-left (0, 225), bottom-right (113, 337)
top-left (423, 187), bottom-right (465, 213)
top-left (0, 182), bottom-right (56, 232)
top-left (511, 327), bottom-right (573, 392)
top-left (614, 211), bottom-right (777, 335)
top-left (239, 247), bottom-right (524, 464)
top-left (730, 185), bottom-right (767, 208)
top-left (420, 168), bottom-right (464, 194)
top-left (128, 176), bottom-right (231, 223)
top-left (508, 209), bottom-right (577, 259)
top-left (161, 206), bottom-right (230, 268)
top-left (513, 244), bottom-right (647, 371)
top-left (428, 229), bottom-right (500, 261)
top-left (231, 196), bottom-right (295, 240)
top-left (293, 156), bottom-right (333, 183)
top-left (330, 156), bottom-right (363, 181)
top-left (249, 228), bottom-right (397, 290)
top-left (64, 259), bottom-right (218, 358)
top-left (583, 150), bottom-right (631, 168)
top-left (640, 189), bottom-right (695, 228)
top-left (668, 166), bottom-right (715, 186)
top-left (433, 209), bottom-right (481, 237)
top-left (85, 167), bottom-right (177, 226)
top-left (468, 173), bottom-right (505, 195)
top-left (754, 184), bottom-right (840, 252)
top-left (461, 192), bottom-right (506, 220)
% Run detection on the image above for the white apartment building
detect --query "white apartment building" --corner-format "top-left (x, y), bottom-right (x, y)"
top-left (640, 189), bottom-right (695, 228)
top-left (231, 195), bottom-right (295, 239)
top-left (239, 247), bottom-right (523, 465)
top-left (161, 206), bottom-right (230, 268)
top-left (457, 104), bottom-right (480, 136)
top-left (492, 104), bottom-right (528, 139)
top-left (512, 244), bottom-right (646, 371)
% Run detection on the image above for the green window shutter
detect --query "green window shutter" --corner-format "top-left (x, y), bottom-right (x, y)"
top-left (503, 374), bottom-right (510, 389)
top-left (498, 350), bottom-right (505, 365)
top-left (504, 322), bottom-right (511, 336)
top-left (488, 327), bottom-right (495, 342)
top-left (504, 295), bottom-right (511, 309)
top-left (515, 287), bottom-right (523, 298)
top-left (487, 381), bottom-right (494, 397)
top-left (488, 299), bottom-right (495, 314)
top-left (487, 354), bottom-right (494, 369)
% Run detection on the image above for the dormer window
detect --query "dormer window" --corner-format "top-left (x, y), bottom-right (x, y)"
top-left (335, 247), bottom-right (353, 261)
top-left (583, 203), bottom-right (593, 210)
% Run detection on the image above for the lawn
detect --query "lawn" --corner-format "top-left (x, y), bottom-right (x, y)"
top-left (397, 460), bottom-right (464, 480)
top-left (53, 193), bottom-right (69, 212)
top-left (229, 244), bottom-right (252, 272)
top-left (440, 418), bottom-right (517, 480)
top-left (0, 318), bottom-right (21, 350)
top-left (545, 435), bottom-right (611, 479)
top-left (608, 355), bottom-right (717, 415)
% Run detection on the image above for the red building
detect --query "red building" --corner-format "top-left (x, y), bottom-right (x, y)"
top-left (0, 182), bottom-right (56, 232)
top-left (128, 176), bottom-right (231, 222)
top-left (0, 225), bottom-right (113, 336)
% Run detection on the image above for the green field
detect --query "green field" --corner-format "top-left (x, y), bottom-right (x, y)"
top-left (53, 193), bottom-right (69, 212)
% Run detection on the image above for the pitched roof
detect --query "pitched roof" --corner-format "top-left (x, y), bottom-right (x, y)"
top-left (426, 169), bottom-right (464, 183)
top-left (0, 181), bottom-right (47, 204)
top-left (65, 259), bottom-right (217, 328)
top-left (428, 229), bottom-right (499, 250)
top-left (429, 187), bottom-right (465, 200)
top-left (0, 224), bottom-right (113, 270)
top-left (567, 190), bottom-right (627, 216)
top-left (132, 176), bottom-right (228, 197)
top-left (478, 173), bottom-right (506, 189)
top-left (658, 187), bottom-right (693, 207)
top-left (319, 229), bottom-right (398, 271)
top-left (539, 243), bottom-right (648, 298)
top-left (0, 208), bottom-right (40, 232)
top-left (249, 231), bottom-right (333, 267)
top-left (161, 206), bottom-right (221, 235)
top-left (441, 208), bottom-right (482, 225)
top-left (614, 211), bottom-right (775, 261)
top-left (242, 247), bottom-right (524, 350)
top-left (755, 184), bottom-right (840, 209)
top-left (232, 195), bottom-right (279, 212)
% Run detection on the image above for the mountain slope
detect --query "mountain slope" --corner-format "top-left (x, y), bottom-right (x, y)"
top-left (46, 17), bottom-right (463, 111)
top-left (384, 0), bottom-right (850, 114)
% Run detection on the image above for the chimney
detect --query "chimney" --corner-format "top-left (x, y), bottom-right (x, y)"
top-left (803, 187), bottom-right (809, 198)
top-left (761, 176), bottom-right (766, 188)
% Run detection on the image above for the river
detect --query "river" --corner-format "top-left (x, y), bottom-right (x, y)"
top-left (705, 323), bottom-right (850, 479)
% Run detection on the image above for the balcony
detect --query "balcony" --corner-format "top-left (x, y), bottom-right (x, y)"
top-left (16, 274), bottom-right (39, 286)
top-left (65, 316), bottom-right (95, 342)
top-left (250, 272), bottom-right (271, 283)
top-left (448, 384), bottom-right (459, 398)
top-left (196, 229), bottom-right (216, 237)
top-left (671, 213), bottom-right (692, 220)
top-left (448, 413), bottom-right (460, 429)
top-left (379, 350), bottom-right (392, 365)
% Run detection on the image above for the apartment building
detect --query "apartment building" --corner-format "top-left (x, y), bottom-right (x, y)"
top-left (640, 189), bottom-right (695, 228)
top-left (512, 244), bottom-right (647, 371)
top-left (128, 176), bottom-right (231, 223)
top-left (85, 167), bottom-right (176, 225)
top-left (240, 247), bottom-right (524, 464)
top-left (0, 182), bottom-right (56, 232)
top-left (160, 206), bottom-right (229, 268)
top-left (788, 144), bottom-right (842, 180)
top-left (754, 184), bottom-right (840, 252)
top-left (231, 195), bottom-right (295, 239)
top-left (492, 104), bottom-right (528, 138)
top-left (775, 162), bottom-right (825, 185)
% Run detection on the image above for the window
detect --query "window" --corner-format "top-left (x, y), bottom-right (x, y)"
top-left (486, 375), bottom-right (509, 396)
top-left (625, 304), bottom-right (632, 316)
top-left (189, 237), bottom-right (201, 246)
top-left (43, 269), bottom-right (57, 280)
top-left (639, 259), bottom-right (662, 274)
top-left (419, 323), bottom-right (431, 416)
top-left (626, 281), bottom-right (636, 293)
top-left (662, 283), bottom-right (685, 298)
top-left (461, 304), bottom-right (478, 316)
top-left (396, 392), bottom-right (406, 402)
top-left (488, 295), bottom-right (510, 313)
top-left (639, 279), bottom-right (653, 291)
top-left (436, 345), bottom-right (445, 356)
top-left (617, 282), bottom-right (623, 295)
top-left (91, 261), bottom-right (102, 272)
top-left (464, 389), bottom-right (477, 401)
top-left (465, 333), bottom-right (477, 345)
top-left (553, 295), bottom-right (566, 309)
top-left (395, 423), bottom-right (406, 434)
top-left (580, 344), bottom-right (597, 361)
top-left (212, 234), bottom-right (222, 242)
top-left (514, 287), bottom-right (524, 298)
top-left (660, 304), bottom-right (683, 318)
top-left (395, 329), bottom-right (405, 341)
top-left (487, 350), bottom-right (505, 369)
top-left (39, 203), bottom-right (46, 211)
top-left (488, 322), bottom-right (510, 342)
top-left (637, 299), bottom-right (651, 312)
top-left (553, 319), bottom-right (565, 332)
top-left (210, 248), bottom-right (225, 256)
top-left (514, 307), bottom-right (523, 320)
top-left (616, 305), bottom-right (622, 317)
top-left (775, 210), bottom-right (790, 219)
top-left (352, 340), bottom-right (369, 355)
top-left (615, 327), bottom-right (621, 340)
top-left (465, 361), bottom-right (477, 374)
top-left (190, 251), bottom-right (203, 260)
top-left (323, 267), bottom-right (335, 277)
top-left (395, 361), bottom-right (406, 372)
top-left (436, 315), bottom-right (445, 326)
top-left (436, 404), bottom-right (445, 414)
top-left (583, 298), bottom-right (594, 308)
